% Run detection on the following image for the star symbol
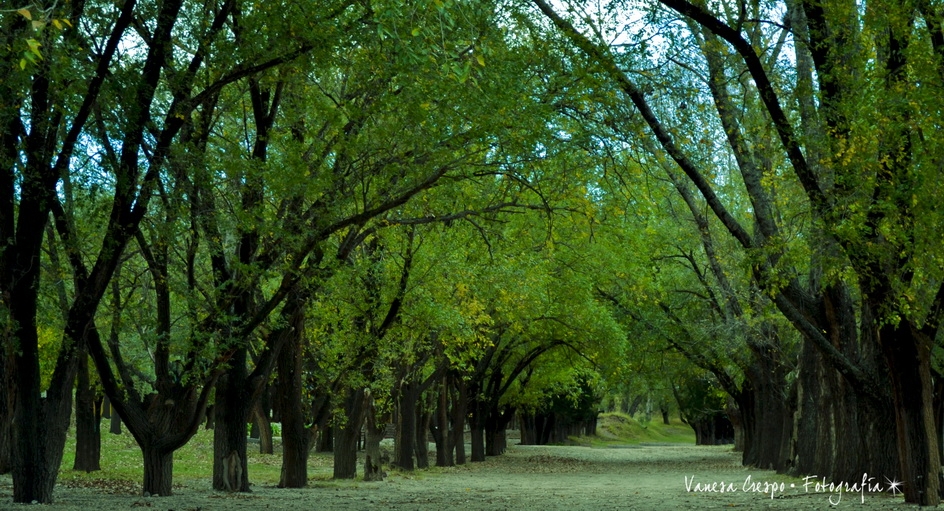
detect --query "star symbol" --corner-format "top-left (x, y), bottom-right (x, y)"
top-left (885, 476), bottom-right (904, 497)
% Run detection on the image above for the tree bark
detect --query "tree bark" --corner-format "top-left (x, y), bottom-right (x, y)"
top-left (276, 292), bottom-right (311, 488)
top-left (790, 342), bottom-right (820, 477)
top-left (110, 410), bottom-right (123, 434)
top-left (415, 393), bottom-right (432, 469)
top-left (333, 388), bottom-right (366, 479)
top-left (450, 376), bottom-right (467, 465)
top-left (470, 424), bottom-right (485, 462)
top-left (73, 347), bottom-right (102, 472)
top-left (880, 322), bottom-right (940, 505)
top-left (213, 360), bottom-right (251, 492)
top-left (363, 394), bottom-right (385, 481)
top-left (485, 405), bottom-right (513, 456)
top-left (395, 383), bottom-right (418, 470)
top-left (142, 446), bottom-right (174, 497)
top-left (0, 341), bottom-right (13, 474)
top-left (433, 377), bottom-right (453, 467)
top-left (11, 302), bottom-right (78, 503)
top-left (253, 398), bottom-right (273, 455)
top-left (318, 424), bottom-right (334, 452)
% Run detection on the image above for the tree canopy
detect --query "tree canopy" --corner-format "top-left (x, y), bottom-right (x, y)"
top-left (3, 0), bottom-right (944, 506)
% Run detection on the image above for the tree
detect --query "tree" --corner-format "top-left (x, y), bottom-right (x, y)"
top-left (5, 0), bottom-right (329, 498)
top-left (0, 0), bottom-right (267, 500)
top-left (533, 0), bottom-right (944, 504)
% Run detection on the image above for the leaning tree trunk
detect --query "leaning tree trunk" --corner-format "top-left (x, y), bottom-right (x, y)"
top-left (333, 388), bottom-right (366, 479)
top-left (213, 355), bottom-right (251, 493)
top-left (73, 347), bottom-right (102, 472)
top-left (253, 398), bottom-right (273, 455)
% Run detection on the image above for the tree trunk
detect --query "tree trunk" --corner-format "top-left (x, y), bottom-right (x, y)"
top-left (73, 348), bottom-right (102, 472)
top-left (485, 426), bottom-right (506, 456)
top-left (626, 395), bottom-right (645, 416)
top-left (333, 388), bottom-right (366, 479)
top-left (395, 383), bottom-right (418, 471)
top-left (318, 424), bottom-right (334, 452)
top-left (213, 359), bottom-right (251, 492)
top-left (253, 399), bottom-right (273, 455)
top-left (0, 343), bottom-right (13, 474)
top-left (142, 446), bottom-right (174, 496)
top-left (518, 412), bottom-right (533, 445)
top-left (110, 412), bottom-right (123, 435)
top-left (934, 377), bottom-right (944, 471)
top-left (450, 376), bottom-right (467, 465)
top-left (485, 406), bottom-right (513, 456)
top-left (790, 342), bottom-right (818, 477)
top-left (204, 405), bottom-right (214, 430)
top-left (880, 322), bottom-right (940, 505)
top-left (415, 393), bottom-right (432, 469)
top-left (363, 394), bottom-right (385, 481)
top-left (727, 395), bottom-right (746, 454)
top-left (11, 311), bottom-right (77, 503)
top-left (741, 337), bottom-right (794, 471)
top-left (470, 424), bottom-right (485, 462)
top-left (10, 315), bottom-right (52, 504)
top-left (276, 298), bottom-right (311, 488)
top-left (433, 377), bottom-right (453, 467)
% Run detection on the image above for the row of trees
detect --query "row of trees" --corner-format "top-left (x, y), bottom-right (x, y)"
top-left (529, 0), bottom-right (944, 506)
top-left (0, 0), bottom-right (627, 503)
top-left (3, 0), bottom-right (944, 508)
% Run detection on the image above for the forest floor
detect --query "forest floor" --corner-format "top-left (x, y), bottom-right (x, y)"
top-left (0, 440), bottom-right (917, 510)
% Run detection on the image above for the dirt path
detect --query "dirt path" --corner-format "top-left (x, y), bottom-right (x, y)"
top-left (0, 443), bottom-right (916, 510)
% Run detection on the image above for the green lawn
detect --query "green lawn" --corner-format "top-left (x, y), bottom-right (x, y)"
top-left (55, 413), bottom-right (695, 490)
top-left (590, 412), bottom-right (697, 445)
top-left (57, 425), bottom-right (336, 490)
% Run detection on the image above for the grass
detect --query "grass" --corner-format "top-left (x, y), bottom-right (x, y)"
top-left (54, 412), bottom-right (693, 490)
top-left (587, 412), bottom-right (697, 446)
top-left (56, 425), bottom-right (338, 490)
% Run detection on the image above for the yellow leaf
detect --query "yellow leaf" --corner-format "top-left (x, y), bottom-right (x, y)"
top-left (52, 19), bottom-right (62, 30)
top-left (476, 54), bottom-right (485, 67)
top-left (17, 8), bottom-right (32, 20)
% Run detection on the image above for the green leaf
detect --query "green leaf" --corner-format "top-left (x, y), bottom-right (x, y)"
top-left (27, 39), bottom-right (42, 59)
